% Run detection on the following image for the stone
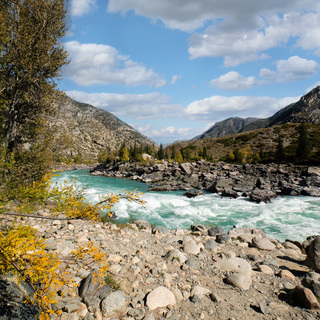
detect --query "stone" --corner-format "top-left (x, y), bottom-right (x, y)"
top-left (249, 188), bottom-right (278, 203)
top-left (228, 227), bottom-right (267, 238)
top-left (252, 236), bottom-right (276, 251)
top-left (226, 273), bottom-right (252, 290)
top-left (295, 285), bottom-right (320, 310)
top-left (190, 286), bottom-right (211, 297)
top-left (208, 226), bottom-right (226, 236)
top-left (185, 257), bottom-right (198, 269)
top-left (164, 249), bottom-right (187, 264)
top-left (135, 219), bottom-right (151, 229)
top-left (302, 272), bottom-right (320, 298)
top-left (216, 234), bottom-right (230, 243)
top-left (258, 265), bottom-right (274, 275)
top-left (279, 269), bottom-right (295, 280)
top-left (214, 257), bottom-right (252, 275)
top-left (305, 236), bottom-right (320, 272)
top-left (60, 313), bottom-right (79, 320)
top-left (203, 239), bottom-right (218, 252)
top-left (183, 190), bottom-right (204, 198)
top-left (100, 290), bottom-right (126, 316)
top-left (146, 286), bottom-right (176, 310)
top-left (301, 187), bottom-right (320, 197)
top-left (183, 240), bottom-right (201, 255)
top-left (152, 225), bottom-right (171, 235)
top-left (221, 188), bottom-right (239, 199)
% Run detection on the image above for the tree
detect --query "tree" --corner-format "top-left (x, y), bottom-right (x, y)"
top-left (0, 0), bottom-right (69, 151)
top-left (119, 144), bottom-right (130, 162)
top-left (174, 151), bottom-right (183, 164)
top-left (275, 135), bottom-right (285, 162)
top-left (296, 123), bottom-right (311, 162)
top-left (157, 143), bottom-right (165, 159)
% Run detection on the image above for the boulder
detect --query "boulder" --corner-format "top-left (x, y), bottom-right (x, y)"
top-left (226, 273), bottom-right (252, 290)
top-left (252, 236), bottom-right (276, 251)
top-left (305, 236), bottom-right (320, 272)
top-left (301, 187), bottom-right (320, 197)
top-left (203, 239), bottom-right (218, 252)
top-left (302, 272), bottom-right (320, 298)
top-left (146, 286), bottom-right (176, 310)
top-left (214, 257), bottom-right (252, 275)
top-left (164, 249), bottom-right (187, 264)
top-left (152, 225), bottom-right (170, 235)
top-left (183, 190), bottom-right (204, 198)
top-left (208, 226), bottom-right (226, 236)
top-left (249, 188), bottom-right (278, 203)
top-left (183, 239), bottom-right (201, 255)
top-left (100, 290), bottom-right (126, 316)
top-left (221, 188), bottom-right (238, 199)
top-left (134, 219), bottom-right (152, 229)
top-left (295, 285), bottom-right (320, 310)
top-left (228, 227), bottom-right (267, 239)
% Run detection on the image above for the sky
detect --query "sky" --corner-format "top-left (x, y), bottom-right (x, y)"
top-left (59, 0), bottom-right (320, 144)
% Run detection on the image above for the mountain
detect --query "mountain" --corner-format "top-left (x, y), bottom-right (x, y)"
top-left (192, 117), bottom-right (259, 139)
top-left (194, 86), bottom-right (320, 140)
top-left (49, 96), bottom-right (156, 160)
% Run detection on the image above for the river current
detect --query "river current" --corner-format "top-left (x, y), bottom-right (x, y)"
top-left (51, 169), bottom-right (320, 242)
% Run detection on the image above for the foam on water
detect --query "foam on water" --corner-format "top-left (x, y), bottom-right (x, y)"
top-left (51, 170), bottom-right (320, 242)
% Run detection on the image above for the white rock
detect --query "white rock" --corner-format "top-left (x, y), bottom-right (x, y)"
top-left (214, 258), bottom-right (252, 275)
top-left (252, 236), bottom-right (276, 251)
top-left (190, 285), bottom-right (211, 297)
top-left (107, 254), bottom-right (123, 263)
top-left (226, 273), bottom-right (252, 290)
top-left (146, 286), bottom-right (176, 310)
top-left (183, 240), bottom-right (201, 255)
top-left (165, 249), bottom-right (187, 264)
top-left (101, 290), bottom-right (126, 316)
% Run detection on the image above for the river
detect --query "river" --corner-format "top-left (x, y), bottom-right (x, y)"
top-left (51, 169), bottom-right (320, 242)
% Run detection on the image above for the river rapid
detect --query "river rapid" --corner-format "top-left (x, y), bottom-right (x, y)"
top-left (51, 169), bottom-right (320, 242)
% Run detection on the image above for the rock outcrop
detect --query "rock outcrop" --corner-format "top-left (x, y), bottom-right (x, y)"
top-left (91, 160), bottom-right (320, 202)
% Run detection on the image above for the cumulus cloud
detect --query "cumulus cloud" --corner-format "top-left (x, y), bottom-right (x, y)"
top-left (185, 95), bottom-right (299, 121)
top-left (64, 41), bottom-right (166, 87)
top-left (107, 0), bottom-right (320, 66)
top-left (259, 56), bottom-right (320, 83)
top-left (138, 125), bottom-right (195, 141)
top-left (70, 0), bottom-right (96, 18)
top-left (66, 90), bottom-right (183, 119)
top-left (210, 71), bottom-right (261, 91)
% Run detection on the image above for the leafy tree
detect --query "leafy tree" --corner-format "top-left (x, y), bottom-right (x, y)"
top-left (0, 0), bottom-right (69, 151)
top-left (296, 123), bottom-right (311, 162)
top-left (119, 145), bottom-right (130, 162)
top-left (174, 151), bottom-right (183, 164)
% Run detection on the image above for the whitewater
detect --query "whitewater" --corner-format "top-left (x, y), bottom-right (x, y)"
top-left (51, 169), bottom-right (320, 242)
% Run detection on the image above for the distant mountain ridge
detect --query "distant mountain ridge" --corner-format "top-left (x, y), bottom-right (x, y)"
top-left (50, 96), bottom-right (155, 160)
top-left (193, 86), bottom-right (320, 140)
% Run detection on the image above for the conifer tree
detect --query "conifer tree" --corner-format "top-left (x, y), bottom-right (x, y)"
top-left (296, 123), bottom-right (311, 162)
top-left (157, 143), bottom-right (165, 159)
top-left (275, 135), bottom-right (285, 162)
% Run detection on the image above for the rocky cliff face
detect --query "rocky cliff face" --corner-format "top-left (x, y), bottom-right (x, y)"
top-left (194, 86), bottom-right (320, 140)
top-left (49, 96), bottom-right (155, 160)
top-left (192, 117), bottom-right (258, 139)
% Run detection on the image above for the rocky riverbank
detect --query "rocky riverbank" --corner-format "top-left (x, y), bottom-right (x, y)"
top-left (1, 213), bottom-right (320, 320)
top-left (91, 160), bottom-right (320, 203)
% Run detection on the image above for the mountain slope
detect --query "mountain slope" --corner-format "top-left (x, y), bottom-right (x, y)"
top-left (194, 86), bottom-right (320, 140)
top-left (49, 96), bottom-right (155, 160)
top-left (192, 117), bottom-right (258, 139)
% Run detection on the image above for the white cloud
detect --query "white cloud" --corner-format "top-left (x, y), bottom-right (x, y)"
top-left (170, 75), bottom-right (181, 85)
top-left (64, 41), bottom-right (166, 87)
top-left (66, 90), bottom-right (183, 120)
top-left (70, 0), bottom-right (96, 18)
top-left (138, 125), bottom-right (195, 141)
top-left (260, 56), bottom-right (320, 83)
top-left (185, 95), bottom-right (299, 121)
top-left (210, 71), bottom-right (261, 91)
top-left (107, 1), bottom-right (320, 66)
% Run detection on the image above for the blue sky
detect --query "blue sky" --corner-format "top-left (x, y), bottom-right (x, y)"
top-left (60, 0), bottom-right (320, 144)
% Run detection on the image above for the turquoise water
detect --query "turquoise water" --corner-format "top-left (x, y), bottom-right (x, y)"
top-left (51, 170), bottom-right (320, 242)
